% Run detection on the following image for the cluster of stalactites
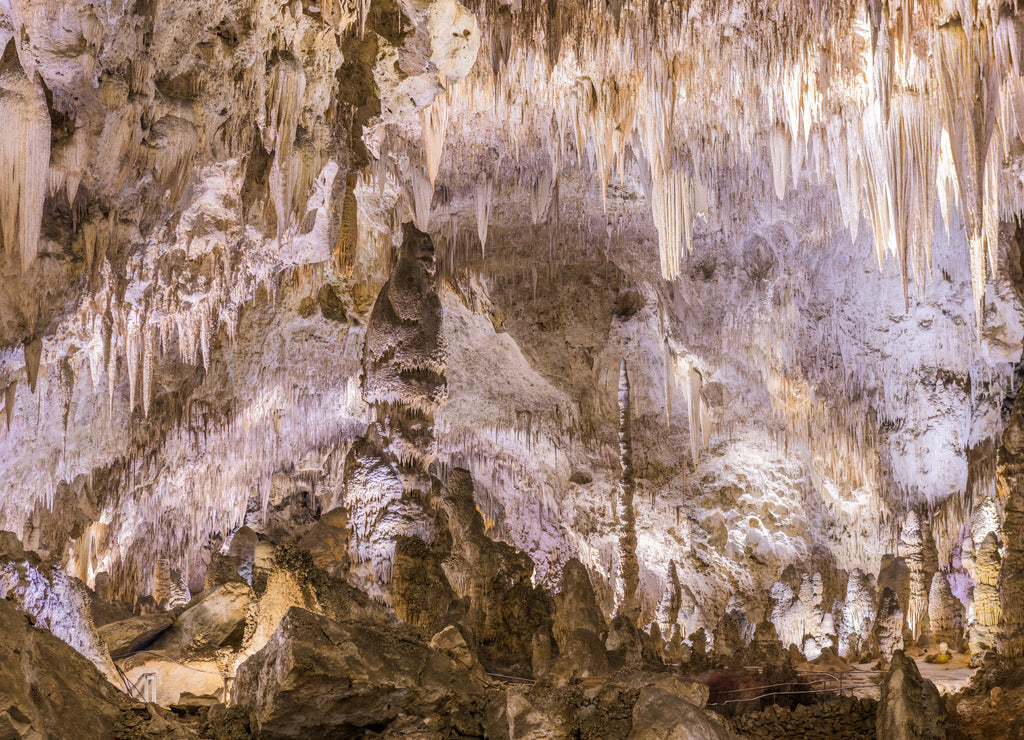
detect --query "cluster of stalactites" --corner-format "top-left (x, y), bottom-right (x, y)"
top-left (0, 43), bottom-right (50, 273)
top-left (427, 0), bottom-right (1024, 332)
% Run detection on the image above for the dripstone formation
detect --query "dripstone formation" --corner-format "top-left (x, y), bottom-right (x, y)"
top-left (6, 0), bottom-right (1024, 736)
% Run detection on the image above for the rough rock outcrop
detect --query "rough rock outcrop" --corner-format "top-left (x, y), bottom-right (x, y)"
top-left (0, 554), bottom-right (117, 680)
top-left (552, 558), bottom-right (609, 675)
top-left (488, 673), bottom-right (716, 740)
top-left (441, 467), bottom-right (554, 673)
top-left (0, 595), bottom-right (196, 738)
top-left (205, 527), bottom-right (259, 590)
top-left (295, 508), bottom-right (350, 578)
top-left (876, 650), bottom-right (950, 740)
top-left (391, 534), bottom-right (457, 636)
top-left (731, 696), bottom-right (877, 739)
top-left (234, 606), bottom-right (489, 739)
top-left (999, 385), bottom-right (1024, 657)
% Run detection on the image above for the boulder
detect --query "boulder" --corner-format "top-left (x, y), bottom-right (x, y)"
top-left (627, 685), bottom-right (734, 739)
top-left (430, 624), bottom-right (487, 680)
top-left (606, 614), bottom-right (644, 670)
top-left (234, 606), bottom-right (489, 738)
top-left (99, 611), bottom-right (175, 658)
top-left (295, 507), bottom-right (351, 578)
top-left (876, 650), bottom-right (949, 739)
top-left (150, 581), bottom-right (252, 653)
top-left (504, 685), bottom-right (578, 740)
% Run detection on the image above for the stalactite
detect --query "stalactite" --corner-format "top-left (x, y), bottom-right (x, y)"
top-left (24, 337), bottom-right (41, 393)
top-left (409, 166), bottom-right (433, 232)
top-left (264, 54), bottom-right (306, 163)
top-left (935, 21), bottom-right (1000, 334)
top-left (421, 89), bottom-right (449, 189)
top-left (0, 42), bottom-right (50, 272)
top-left (95, 104), bottom-right (141, 194)
top-left (685, 364), bottom-right (703, 466)
top-left (529, 171), bottom-right (552, 225)
top-left (474, 175), bottom-right (493, 253)
top-left (148, 115), bottom-right (198, 204)
top-left (335, 171), bottom-right (359, 275)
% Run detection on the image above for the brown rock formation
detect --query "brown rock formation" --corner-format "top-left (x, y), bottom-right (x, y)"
top-left (615, 360), bottom-right (640, 625)
top-left (234, 606), bottom-right (489, 739)
top-left (441, 467), bottom-right (553, 673)
top-left (876, 650), bottom-right (950, 740)
top-left (999, 385), bottom-right (1024, 658)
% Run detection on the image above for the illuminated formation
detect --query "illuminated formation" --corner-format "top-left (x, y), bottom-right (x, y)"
top-left (2, 0), bottom-right (1024, 735)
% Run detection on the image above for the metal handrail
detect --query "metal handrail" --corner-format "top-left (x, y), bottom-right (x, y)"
top-left (116, 649), bottom-right (230, 677)
top-left (485, 671), bottom-right (535, 684)
top-left (704, 666), bottom-right (885, 706)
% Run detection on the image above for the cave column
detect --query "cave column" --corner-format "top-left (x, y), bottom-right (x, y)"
top-left (615, 360), bottom-right (640, 624)
top-left (998, 389), bottom-right (1024, 656)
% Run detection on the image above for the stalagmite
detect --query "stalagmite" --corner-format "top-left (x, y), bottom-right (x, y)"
top-left (899, 509), bottom-right (934, 642)
top-left (615, 360), bottom-right (639, 624)
top-left (346, 223), bottom-right (446, 600)
top-left (929, 572), bottom-right (964, 649)
top-left (872, 587), bottom-right (905, 662)
top-left (971, 531), bottom-right (1002, 654)
top-left (770, 574), bottom-right (828, 655)
top-left (838, 569), bottom-right (876, 658)
top-left (0, 42), bottom-right (50, 272)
